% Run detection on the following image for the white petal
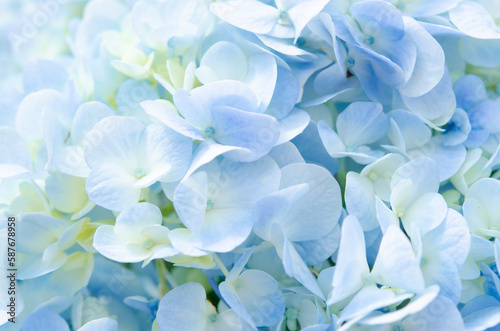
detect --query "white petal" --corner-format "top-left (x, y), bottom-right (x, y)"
top-left (390, 156), bottom-right (439, 213)
top-left (192, 208), bottom-right (253, 252)
top-left (362, 286), bottom-right (440, 325)
top-left (93, 225), bottom-right (150, 263)
top-left (339, 285), bottom-right (412, 324)
top-left (450, 1), bottom-right (500, 39)
top-left (375, 196), bottom-right (399, 234)
top-left (115, 202), bottom-right (163, 239)
top-left (140, 123), bottom-right (193, 183)
top-left (157, 282), bottom-right (209, 331)
top-left (328, 216), bottom-right (369, 305)
top-left (317, 120), bottom-right (346, 154)
top-left (71, 101), bottom-right (114, 144)
top-left (141, 99), bottom-right (204, 140)
top-left (16, 89), bottom-right (70, 141)
top-left (168, 228), bottom-right (209, 257)
top-left (371, 225), bottom-right (425, 293)
top-left (402, 192), bottom-right (448, 236)
top-left (78, 318), bottom-right (118, 331)
top-left (210, 0), bottom-right (278, 35)
top-left (84, 116), bottom-right (144, 169)
top-left (86, 164), bottom-right (141, 212)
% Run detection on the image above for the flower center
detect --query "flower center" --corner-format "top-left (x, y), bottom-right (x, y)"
top-left (364, 35), bottom-right (375, 45)
top-left (420, 258), bottom-right (427, 266)
top-left (296, 37), bottom-right (306, 47)
top-left (277, 9), bottom-right (290, 25)
top-left (346, 144), bottom-right (358, 152)
top-left (206, 200), bottom-right (214, 210)
top-left (362, 273), bottom-right (374, 284)
top-left (346, 57), bottom-right (355, 68)
top-left (143, 239), bottom-right (154, 249)
top-left (205, 127), bottom-right (215, 138)
top-left (208, 313), bottom-right (217, 323)
top-left (134, 167), bottom-right (146, 178)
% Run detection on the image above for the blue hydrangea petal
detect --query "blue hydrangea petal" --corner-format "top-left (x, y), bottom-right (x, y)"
top-left (210, 106), bottom-right (280, 162)
top-left (20, 309), bottom-right (70, 331)
top-left (397, 17), bottom-right (445, 98)
top-left (345, 172), bottom-right (378, 231)
top-left (278, 163), bottom-right (342, 241)
top-left (453, 74), bottom-right (487, 110)
top-left (336, 102), bottom-right (389, 146)
top-left (271, 223), bottom-right (325, 299)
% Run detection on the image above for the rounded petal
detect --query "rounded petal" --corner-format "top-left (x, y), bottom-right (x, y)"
top-left (16, 89), bottom-right (68, 141)
top-left (402, 192), bottom-right (448, 236)
top-left (336, 102), bottom-right (389, 146)
top-left (93, 225), bottom-right (151, 263)
top-left (157, 282), bottom-right (209, 331)
top-left (84, 116), bottom-right (144, 169)
top-left (279, 163), bottom-right (342, 241)
top-left (199, 42), bottom-right (248, 82)
top-left (212, 106), bottom-right (280, 162)
top-left (20, 309), bottom-right (70, 331)
top-left (115, 202), bottom-right (164, 239)
top-left (71, 101), bottom-right (115, 144)
top-left (398, 17), bottom-right (445, 97)
top-left (86, 164), bottom-right (140, 212)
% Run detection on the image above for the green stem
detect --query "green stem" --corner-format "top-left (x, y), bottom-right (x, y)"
top-left (335, 158), bottom-right (347, 208)
top-left (155, 259), bottom-right (170, 296)
top-left (213, 253), bottom-right (229, 277)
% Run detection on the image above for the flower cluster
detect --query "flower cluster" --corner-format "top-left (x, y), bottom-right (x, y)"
top-left (2, 0), bottom-right (500, 330)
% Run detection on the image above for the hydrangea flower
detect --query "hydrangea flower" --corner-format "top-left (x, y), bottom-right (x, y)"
top-left (157, 282), bottom-right (248, 330)
top-left (142, 81), bottom-right (280, 177)
top-left (218, 248), bottom-right (285, 328)
top-left (172, 156), bottom-right (280, 253)
top-left (84, 116), bottom-right (192, 211)
top-left (93, 203), bottom-right (177, 266)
